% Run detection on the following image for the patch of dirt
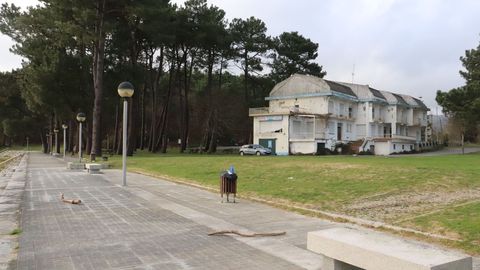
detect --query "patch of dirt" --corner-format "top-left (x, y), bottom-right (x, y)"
top-left (343, 188), bottom-right (480, 222)
top-left (271, 162), bottom-right (364, 170)
top-left (401, 220), bottom-right (462, 240)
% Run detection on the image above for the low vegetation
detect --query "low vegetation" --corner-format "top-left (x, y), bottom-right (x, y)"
top-left (9, 228), bottom-right (22, 235)
top-left (109, 150), bottom-right (480, 254)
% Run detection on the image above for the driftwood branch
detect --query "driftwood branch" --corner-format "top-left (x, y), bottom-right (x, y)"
top-left (208, 230), bottom-right (286, 237)
top-left (60, 193), bottom-right (82, 204)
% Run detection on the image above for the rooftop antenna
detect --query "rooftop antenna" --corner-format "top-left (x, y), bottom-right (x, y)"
top-left (351, 64), bottom-right (355, 84)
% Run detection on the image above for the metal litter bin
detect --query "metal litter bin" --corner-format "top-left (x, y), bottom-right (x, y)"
top-left (220, 171), bottom-right (237, 203)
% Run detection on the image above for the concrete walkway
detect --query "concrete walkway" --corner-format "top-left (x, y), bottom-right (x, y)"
top-left (0, 152), bottom-right (26, 270)
top-left (399, 146), bottom-right (480, 157)
top-left (12, 153), bottom-right (480, 269)
top-left (16, 153), bottom-right (335, 270)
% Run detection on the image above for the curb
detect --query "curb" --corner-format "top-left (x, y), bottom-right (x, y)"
top-left (129, 169), bottom-right (457, 242)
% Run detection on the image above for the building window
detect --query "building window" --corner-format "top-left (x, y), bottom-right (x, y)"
top-left (393, 144), bottom-right (396, 150)
top-left (346, 124), bottom-right (352, 133)
top-left (328, 122), bottom-right (335, 134)
top-left (348, 107), bottom-right (353, 118)
top-left (328, 100), bottom-right (334, 114)
top-left (372, 107), bottom-right (375, 119)
top-left (410, 145), bottom-right (413, 150)
top-left (402, 145), bottom-right (405, 150)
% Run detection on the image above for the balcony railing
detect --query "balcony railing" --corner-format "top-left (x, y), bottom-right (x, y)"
top-left (290, 132), bottom-right (315, 140)
top-left (369, 133), bottom-right (417, 141)
top-left (413, 118), bottom-right (426, 126)
top-left (249, 107), bottom-right (269, 116)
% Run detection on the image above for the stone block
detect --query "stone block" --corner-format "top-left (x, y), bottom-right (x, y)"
top-left (67, 162), bottom-right (85, 170)
top-left (85, 163), bottom-right (102, 174)
top-left (307, 227), bottom-right (472, 270)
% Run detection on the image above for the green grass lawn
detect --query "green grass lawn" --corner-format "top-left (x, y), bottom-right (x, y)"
top-left (108, 150), bottom-right (480, 254)
top-left (403, 201), bottom-right (480, 254)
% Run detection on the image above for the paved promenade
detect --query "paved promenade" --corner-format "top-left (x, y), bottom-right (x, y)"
top-left (7, 152), bottom-right (479, 269)
top-left (15, 153), bottom-right (336, 269)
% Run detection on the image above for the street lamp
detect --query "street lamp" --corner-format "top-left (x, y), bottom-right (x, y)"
top-left (118, 81), bottom-right (134, 186)
top-left (76, 112), bottom-right (86, 163)
top-left (54, 128), bottom-right (59, 155)
top-left (62, 124), bottom-right (68, 159)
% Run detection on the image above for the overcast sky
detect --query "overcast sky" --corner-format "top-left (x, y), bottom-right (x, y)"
top-left (2, 0), bottom-right (480, 111)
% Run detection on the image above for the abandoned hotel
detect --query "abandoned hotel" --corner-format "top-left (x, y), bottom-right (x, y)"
top-left (249, 74), bottom-right (433, 155)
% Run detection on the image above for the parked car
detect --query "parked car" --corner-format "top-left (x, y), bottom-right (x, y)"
top-left (239, 144), bottom-right (272, 156)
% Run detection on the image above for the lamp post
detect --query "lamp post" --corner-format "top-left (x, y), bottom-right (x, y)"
top-left (54, 128), bottom-right (59, 155)
top-left (62, 124), bottom-right (68, 159)
top-left (26, 136), bottom-right (29, 152)
top-left (117, 81), bottom-right (135, 187)
top-left (76, 113), bottom-right (86, 163)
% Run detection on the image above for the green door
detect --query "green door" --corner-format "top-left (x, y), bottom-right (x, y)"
top-left (259, 139), bottom-right (276, 155)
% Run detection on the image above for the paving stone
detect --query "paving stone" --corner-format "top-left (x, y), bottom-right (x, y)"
top-left (10, 152), bottom-right (480, 270)
top-left (15, 153), bottom-right (304, 270)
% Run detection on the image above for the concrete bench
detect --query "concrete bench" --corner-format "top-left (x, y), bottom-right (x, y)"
top-left (67, 162), bottom-right (85, 170)
top-left (85, 163), bottom-right (102, 174)
top-left (307, 227), bottom-right (472, 270)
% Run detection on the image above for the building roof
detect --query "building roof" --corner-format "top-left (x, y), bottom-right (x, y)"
top-left (392, 93), bottom-right (409, 107)
top-left (268, 74), bottom-right (356, 100)
top-left (400, 94), bottom-right (420, 107)
top-left (378, 90), bottom-right (399, 104)
top-left (413, 97), bottom-right (429, 110)
top-left (368, 87), bottom-right (386, 100)
top-left (336, 82), bottom-right (386, 102)
top-left (324, 80), bottom-right (357, 97)
top-left (269, 74), bottom-right (331, 98)
top-left (266, 74), bottom-right (429, 111)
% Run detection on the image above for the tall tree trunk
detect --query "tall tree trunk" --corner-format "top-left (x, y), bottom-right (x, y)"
top-left (201, 50), bottom-right (216, 152)
top-left (127, 96), bottom-right (136, 156)
top-left (90, 0), bottom-right (107, 161)
top-left (140, 83), bottom-right (146, 150)
top-left (244, 50), bottom-right (249, 102)
top-left (67, 120), bottom-right (73, 153)
top-left (48, 112), bottom-right (54, 154)
top-left (40, 129), bottom-right (47, 154)
top-left (207, 110), bottom-right (218, 154)
top-left (55, 115), bottom-right (60, 154)
top-left (154, 60), bottom-right (175, 152)
top-left (85, 122), bottom-right (92, 156)
top-left (116, 121), bottom-right (122, 155)
top-left (113, 102), bottom-right (119, 153)
top-left (180, 50), bottom-right (194, 153)
top-left (178, 49), bottom-right (185, 152)
top-left (148, 47), bottom-right (163, 152)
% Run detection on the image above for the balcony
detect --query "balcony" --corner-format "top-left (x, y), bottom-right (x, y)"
top-left (413, 117), bottom-right (427, 126)
top-left (290, 131), bottom-right (315, 141)
top-left (336, 114), bottom-right (356, 121)
top-left (249, 107), bottom-right (269, 116)
top-left (371, 133), bottom-right (417, 141)
top-left (372, 117), bottom-right (385, 123)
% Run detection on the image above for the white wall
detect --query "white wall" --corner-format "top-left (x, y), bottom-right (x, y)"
top-left (290, 141), bottom-right (315, 154)
top-left (269, 96), bottom-right (329, 115)
top-left (375, 141), bottom-right (391, 155)
top-left (391, 142), bottom-right (415, 153)
top-left (253, 115), bottom-right (290, 155)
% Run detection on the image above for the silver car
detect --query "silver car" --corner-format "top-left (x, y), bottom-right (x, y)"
top-left (239, 144), bottom-right (272, 156)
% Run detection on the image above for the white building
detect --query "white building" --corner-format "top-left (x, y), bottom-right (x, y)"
top-left (249, 74), bottom-right (430, 155)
